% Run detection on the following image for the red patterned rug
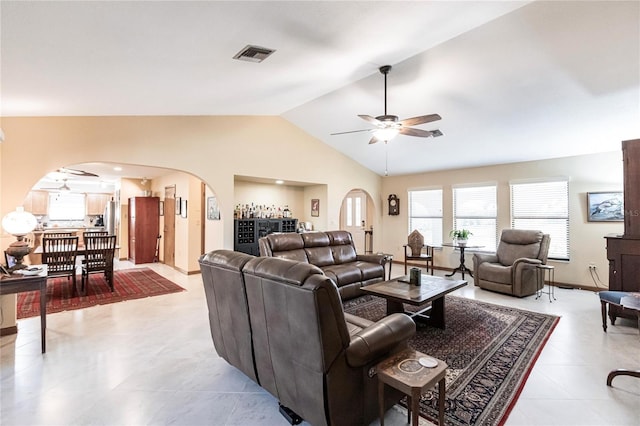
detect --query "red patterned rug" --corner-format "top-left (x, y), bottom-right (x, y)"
top-left (343, 295), bottom-right (559, 426)
top-left (16, 268), bottom-right (185, 319)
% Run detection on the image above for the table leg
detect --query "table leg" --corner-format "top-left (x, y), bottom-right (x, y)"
top-left (40, 279), bottom-right (46, 353)
top-left (386, 300), bottom-right (404, 315)
top-left (430, 297), bottom-right (445, 329)
top-left (445, 247), bottom-right (473, 279)
top-left (438, 377), bottom-right (445, 426)
top-left (411, 389), bottom-right (420, 426)
top-left (378, 379), bottom-right (385, 426)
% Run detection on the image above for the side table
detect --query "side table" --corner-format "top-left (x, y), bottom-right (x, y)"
top-left (536, 264), bottom-right (556, 302)
top-left (377, 348), bottom-right (447, 426)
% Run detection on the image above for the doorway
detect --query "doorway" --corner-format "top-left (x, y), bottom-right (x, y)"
top-left (164, 186), bottom-right (176, 267)
top-left (340, 189), bottom-right (368, 253)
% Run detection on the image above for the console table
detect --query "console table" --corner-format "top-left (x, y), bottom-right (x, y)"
top-left (0, 267), bottom-right (48, 353)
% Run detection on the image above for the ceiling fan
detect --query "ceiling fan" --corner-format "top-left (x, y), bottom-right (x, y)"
top-left (41, 178), bottom-right (72, 192)
top-left (331, 65), bottom-right (443, 144)
top-left (58, 167), bottom-right (99, 177)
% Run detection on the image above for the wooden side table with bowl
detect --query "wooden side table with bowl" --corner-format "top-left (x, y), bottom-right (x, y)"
top-left (377, 348), bottom-right (447, 426)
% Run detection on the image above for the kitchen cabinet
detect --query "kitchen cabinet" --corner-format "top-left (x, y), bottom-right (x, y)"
top-left (128, 197), bottom-right (160, 264)
top-left (23, 191), bottom-right (49, 215)
top-left (86, 193), bottom-right (111, 215)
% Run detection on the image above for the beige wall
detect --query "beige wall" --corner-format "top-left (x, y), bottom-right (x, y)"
top-left (381, 151), bottom-right (625, 287)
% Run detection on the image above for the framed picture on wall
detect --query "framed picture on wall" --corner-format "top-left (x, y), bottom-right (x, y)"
top-left (311, 199), bottom-right (320, 217)
top-left (181, 199), bottom-right (188, 218)
top-left (159, 201), bottom-right (164, 216)
top-left (207, 196), bottom-right (220, 220)
top-left (587, 191), bottom-right (623, 222)
top-left (175, 197), bottom-right (182, 215)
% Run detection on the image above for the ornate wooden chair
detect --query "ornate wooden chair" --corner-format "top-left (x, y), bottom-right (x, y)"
top-left (42, 236), bottom-right (79, 295)
top-left (403, 230), bottom-right (434, 275)
top-left (43, 231), bottom-right (74, 238)
top-left (81, 235), bottom-right (116, 295)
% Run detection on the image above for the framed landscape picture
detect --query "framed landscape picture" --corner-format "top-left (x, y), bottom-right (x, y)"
top-left (587, 191), bottom-right (623, 222)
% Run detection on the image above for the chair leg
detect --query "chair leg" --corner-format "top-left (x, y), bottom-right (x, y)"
top-left (601, 300), bottom-right (608, 332)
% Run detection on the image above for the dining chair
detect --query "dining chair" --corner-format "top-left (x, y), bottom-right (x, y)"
top-left (83, 231), bottom-right (108, 238)
top-left (81, 235), bottom-right (116, 295)
top-left (42, 236), bottom-right (79, 295)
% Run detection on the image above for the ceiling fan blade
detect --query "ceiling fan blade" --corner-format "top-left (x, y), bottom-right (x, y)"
top-left (60, 167), bottom-right (99, 177)
top-left (368, 136), bottom-right (380, 144)
top-left (399, 114), bottom-right (442, 127)
top-left (358, 115), bottom-right (383, 126)
top-left (330, 129), bottom-right (373, 136)
top-left (399, 127), bottom-right (435, 137)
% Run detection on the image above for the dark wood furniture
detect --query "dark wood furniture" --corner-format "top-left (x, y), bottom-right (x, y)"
top-left (81, 234), bottom-right (116, 295)
top-left (0, 268), bottom-right (48, 353)
top-left (377, 348), bottom-right (447, 426)
top-left (42, 236), bottom-right (79, 295)
top-left (442, 242), bottom-right (483, 279)
top-left (361, 275), bottom-right (467, 328)
top-left (605, 294), bottom-right (640, 386)
top-left (605, 139), bottom-right (640, 323)
top-left (403, 244), bottom-right (434, 275)
top-left (234, 218), bottom-right (297, 255)
top-left (128, 196), bottom-right (160, 264)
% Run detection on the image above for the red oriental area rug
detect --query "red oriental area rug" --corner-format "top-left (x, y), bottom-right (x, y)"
top-left (16, 268), bottom-right (185, 319)
top-left (343, 295), bottom-right (559, 426)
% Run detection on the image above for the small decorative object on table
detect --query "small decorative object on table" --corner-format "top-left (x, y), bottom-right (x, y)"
top-left (449, 229), bottom-right (473, 246)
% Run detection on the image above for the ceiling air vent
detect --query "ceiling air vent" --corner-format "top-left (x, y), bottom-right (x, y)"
top-left (233, 45), bottom-right (276, 63)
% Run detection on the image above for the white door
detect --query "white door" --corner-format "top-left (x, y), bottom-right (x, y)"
top-left (341, 190), bottom-right (367, 253)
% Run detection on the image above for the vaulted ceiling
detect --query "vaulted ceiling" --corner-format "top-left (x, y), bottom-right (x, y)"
top-left (2, 1), bottom-right (638, 176)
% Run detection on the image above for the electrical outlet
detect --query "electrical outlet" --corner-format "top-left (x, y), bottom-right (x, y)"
top-left (588, 262), bottom-right (597, 270)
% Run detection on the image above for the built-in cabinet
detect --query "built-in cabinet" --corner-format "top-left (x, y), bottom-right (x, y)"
top-left (605, 138), bottom-right (640, 321)
top-left (234, 218), bottom-right (298, 255)
top-left (86, 193), bottom-right (111, 215)
top-left (24, 190), bottom-right (49, 215)
top-left (128, 197), bottom-right (160, 264)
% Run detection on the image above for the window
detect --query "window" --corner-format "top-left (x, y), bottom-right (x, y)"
top-left (453, 184), bottom-right (497, 251)
top-left (48, 193), bottom-right (86, 220)
top-left (511, 179), bottom-right (569, 260)
top-left (408, 189), bottom-right (443, 246)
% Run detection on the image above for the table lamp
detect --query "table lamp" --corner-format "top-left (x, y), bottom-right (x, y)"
top-left (2, 207), bottom-right (37, 271)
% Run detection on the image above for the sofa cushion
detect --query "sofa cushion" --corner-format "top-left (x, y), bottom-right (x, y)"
top-left (354, 261), bottom-right (384, 280)
top-left (272, 249), bottom-right (309, 264)
top-left (496, 230), bottom-right (543, 266)
top-left (322, 264), bottom-right (362, 286)
top-left (302, 232), bottom-right (331, 247)
top-left (306, 246), bottom-right (335, 267)
top-left (332, 244), bottom-right (358, 264)
top-left (478, 262), bottom-right (512, 285)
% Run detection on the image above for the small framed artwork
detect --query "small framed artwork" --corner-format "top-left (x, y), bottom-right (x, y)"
top-left (587, 191), bottom-right (624, 222)
top-left (207, 196), bottom-right (220, 220)
top-left (159, 201), bottom-right (164, 216)
top-left (175, 197), bottom-right (182, 215)
top-left (311, 199), bottom-right (320, 217)
top-left (181, 199), bottom-right (188, 218)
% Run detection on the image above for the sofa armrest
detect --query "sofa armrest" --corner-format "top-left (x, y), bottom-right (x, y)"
top-left (473, 252), bottom-right (498, 265)
top-left (356, 253), bottom-right (389, 266)
top-left (346, 313), bottom-right (416, 367)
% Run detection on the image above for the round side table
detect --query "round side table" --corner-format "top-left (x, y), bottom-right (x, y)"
top-left (536, 264), bottom-right (556, 302)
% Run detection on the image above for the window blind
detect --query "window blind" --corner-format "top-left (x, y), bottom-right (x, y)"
top-left (453, 185), bottom-right (497, 251)
top-left (408, 189), bottom-right (443, 246)
top-left (511, 179), bottom-right (569, 260)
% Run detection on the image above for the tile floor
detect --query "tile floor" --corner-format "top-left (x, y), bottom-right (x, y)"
top-left (1, 261), bottom-right (639, 426)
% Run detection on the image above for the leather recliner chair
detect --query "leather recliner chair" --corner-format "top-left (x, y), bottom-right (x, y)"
top-left (199, 250), bottom-right (416, 426)
top-left (472, 229), bottom-right (550, 297)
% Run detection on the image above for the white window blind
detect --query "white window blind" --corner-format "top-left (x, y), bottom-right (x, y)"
top-left (48, 193), bottom-right (86, 220)
top-left (453, 185), bottom-right (497, 251)
top-left (408, 189), bottom-right (443, 246)
top-left (511, 179), bottom-right (569, 260)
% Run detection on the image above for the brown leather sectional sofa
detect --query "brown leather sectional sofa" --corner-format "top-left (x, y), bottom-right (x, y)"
top-left (258, 230), bottom-right (389, 300)
top-left (199, 249), bottom-right (416, 426)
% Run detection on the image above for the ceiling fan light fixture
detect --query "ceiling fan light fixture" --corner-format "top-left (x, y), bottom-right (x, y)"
top-left (373, 127), bottom-right (400, 141)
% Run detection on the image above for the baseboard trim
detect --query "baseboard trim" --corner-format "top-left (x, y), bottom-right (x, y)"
top-left (0, 326), bottom-right (18, 336)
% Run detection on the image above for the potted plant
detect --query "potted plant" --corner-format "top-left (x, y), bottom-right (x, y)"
top-left (449, 229), bottom-right (473, 246)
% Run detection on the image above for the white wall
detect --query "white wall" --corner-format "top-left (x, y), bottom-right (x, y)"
top-left (381, 151), bottom-right (624, 287)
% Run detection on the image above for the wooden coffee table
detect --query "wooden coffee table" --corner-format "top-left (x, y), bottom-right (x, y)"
top-left (362, 274), bottom-right (467, 328)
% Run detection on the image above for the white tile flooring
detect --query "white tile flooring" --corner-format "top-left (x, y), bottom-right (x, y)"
top-left (1, 261), bottom-right (639, 426)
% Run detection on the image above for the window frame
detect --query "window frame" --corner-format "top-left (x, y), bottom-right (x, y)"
top-left (407, 188), bottom-right (443, 246)
top-left (452, 183), bottom-right (498, 252)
